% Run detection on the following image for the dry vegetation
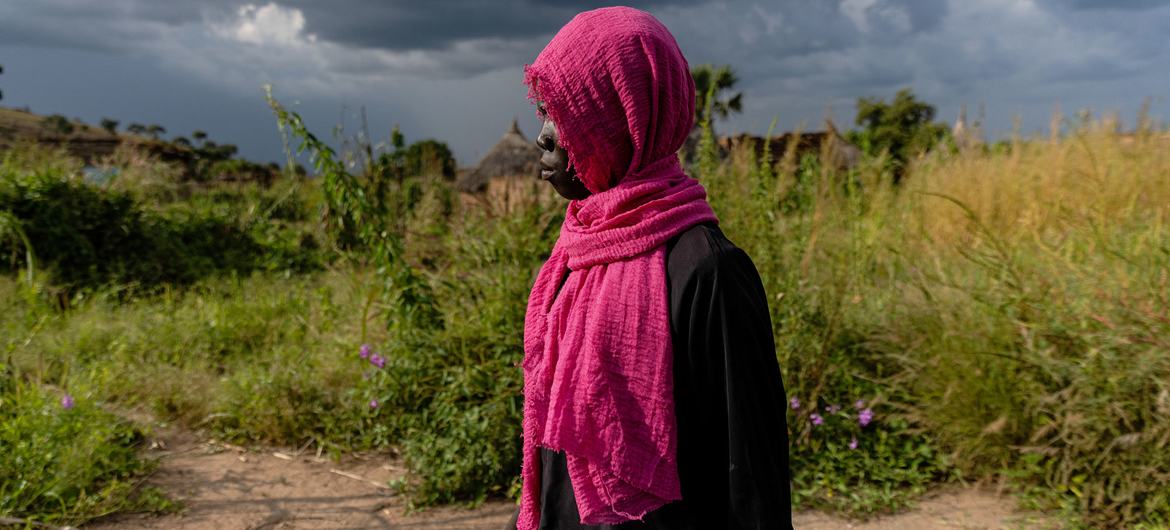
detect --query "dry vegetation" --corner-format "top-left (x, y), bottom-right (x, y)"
top-left (2, 114), bottom-right (1169, 528)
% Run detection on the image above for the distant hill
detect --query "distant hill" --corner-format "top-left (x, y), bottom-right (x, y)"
top-left (0, 106), bottom-right (191, 165)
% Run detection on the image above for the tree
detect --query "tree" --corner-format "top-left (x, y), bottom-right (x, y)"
top-left (402, 139), bottom-right (456, 179)
top-left (691, 64), bottom-right (743, 126)
top-left (145, 124), bottom-right (166, 140)
top-left (390, 125), bottom-right (405, 151)
top-left (173, 136), bottom-right (192, 148)
top-left (192, 130), bottom-right (208, 143)
top-left (853, 88), bottom-right (948, 183)
top-left (100, 118), bottom-right (119, 135)
top-left (373, 134), bottom-right (455, 181)
top-left (215, 143), bottom-right (238, 160)
top-left (126, 123), bottom-right (147, 136)
top-left (42, 114), bottom-right (74, 135)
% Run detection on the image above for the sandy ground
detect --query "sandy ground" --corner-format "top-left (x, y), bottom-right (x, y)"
top-left (794, 491), bottom-right (1055, 530)
top-left (86, 429), bottom-right (1054, 530)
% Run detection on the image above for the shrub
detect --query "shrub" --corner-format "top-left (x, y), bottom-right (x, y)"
top-left (0, 381), bottom-right (173, 525)
top-left (0, 147), bottom-right (323, 295)
top-left (41, 114), bottom-right (75, 136)
top-left (851, 88), bottom-right (949, 183)
top-left (3, 103), bottom-right (1168, 528)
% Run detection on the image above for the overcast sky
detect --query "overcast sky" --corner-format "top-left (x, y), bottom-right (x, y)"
top-left (1, 0), bottom-right (1167, 166)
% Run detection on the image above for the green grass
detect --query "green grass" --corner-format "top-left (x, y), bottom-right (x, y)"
top-left (0, 378), bottom-right (176, 526)
top-left (1, 168), bottom-right (558, 509)
top-left (0, 146), bottom-right (325, 296)
top-left (2, 124), bottom-right (1169, 527)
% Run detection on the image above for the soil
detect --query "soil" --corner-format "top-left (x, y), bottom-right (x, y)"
top-left (86, 428), bottom-right (1055, 530)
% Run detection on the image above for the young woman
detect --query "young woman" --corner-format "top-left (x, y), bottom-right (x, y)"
top-left (513, 7), bottom-right (792, 529)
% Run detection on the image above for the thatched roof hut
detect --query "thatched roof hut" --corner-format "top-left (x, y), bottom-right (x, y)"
top-left (457, 119), bottom-right (540, 193)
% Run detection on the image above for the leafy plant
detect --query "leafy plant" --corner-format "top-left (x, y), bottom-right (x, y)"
top-left (2, 93), bottom-right (1167, 529)
top-left (852, 88), bottom-right (949, 183)
top-left (266, 86), bottom-right (439, 331)
top-left (690, 64), bottom-right (743, 127)
top-left (0, 147), bottom-right (321, 296)
top-left (0, 382), bottom-right (174, 526)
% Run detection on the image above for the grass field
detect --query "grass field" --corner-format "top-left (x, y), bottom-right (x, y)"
top-left (2, 120), bottom-right (1168, 528)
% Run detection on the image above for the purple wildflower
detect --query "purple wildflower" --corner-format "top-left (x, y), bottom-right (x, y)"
top-left (789, 397), bottom-right (800, 410)
top-left (858, 408), bottom-right (874, 427)
top-left (848, 436), bottom-right (859, 450)
top-left (809, 413), bottom-right (824, 426)
top-left (369, 353), bottom-right (386, 369)
top-left (61, 393), bottom-right (74, 410)
top-left (369, 399), bottom-right (379, 409)
top-left (359, 344), bottom-right (372, 359)
top-left (854, 399), bottom-right (866, 409)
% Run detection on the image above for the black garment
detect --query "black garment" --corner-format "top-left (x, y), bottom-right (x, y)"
top-left (513, 223), bottom-right (792, 530)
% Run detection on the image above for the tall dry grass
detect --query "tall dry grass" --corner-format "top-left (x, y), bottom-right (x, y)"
top-left (890, 126), bottom-right (1170, 527)
top-left (705, 118), bottom-right (1170, 526)
top-left (3, 115), bottom-right (1168, 527)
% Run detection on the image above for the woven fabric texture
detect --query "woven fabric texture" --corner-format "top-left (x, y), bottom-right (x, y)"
top-left (519, 7), bottom-right (718, 528)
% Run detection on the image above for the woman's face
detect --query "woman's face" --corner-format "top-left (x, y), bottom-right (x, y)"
top-left (536, 104), bottom-right (592, 201)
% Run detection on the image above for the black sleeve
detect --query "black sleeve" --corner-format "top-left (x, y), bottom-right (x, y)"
top-left (669, 242), bottom-right (793, 530)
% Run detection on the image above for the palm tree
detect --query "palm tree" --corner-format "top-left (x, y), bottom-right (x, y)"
top-left (691, 64), bottom-right (743, 127)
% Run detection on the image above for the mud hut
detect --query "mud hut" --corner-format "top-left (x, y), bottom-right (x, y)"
top-left (457, 119), bottom-right (540, 194)
top-left (717, 120), bottom-right (861, 171)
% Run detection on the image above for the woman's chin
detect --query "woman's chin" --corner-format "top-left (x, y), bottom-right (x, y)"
top-left (551, 185), bottom-right (583, 201)
top-left (545, 175), bottom-right (591, 200)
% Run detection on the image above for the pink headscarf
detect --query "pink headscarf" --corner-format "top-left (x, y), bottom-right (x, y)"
top-left (519, 7), bottom-right (718, 528)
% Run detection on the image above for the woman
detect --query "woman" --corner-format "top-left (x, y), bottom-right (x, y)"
top-left (514, 7), bottom-right (792, 530)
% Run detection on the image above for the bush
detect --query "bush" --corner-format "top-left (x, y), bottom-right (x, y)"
top-left (4, 106), bottom-right (1168, 528)
top-left (701, 133), bottom-right (953, 516)
top-left (41, 114), bottom-right (75, 136)
top-left (851, 88), bottom-right (949, 183)
top-left (0, 147), bottom-right (323, 295)
top-left (0, 380), bottom-right (172, 525)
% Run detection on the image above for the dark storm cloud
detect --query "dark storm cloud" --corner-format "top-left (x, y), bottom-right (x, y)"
top-left (659, 0), bottom-right (952, 96)
top-left (0, 2), bottom-right (184, 52)
top-left (892, 0), bottom-right (948, 31)
top-left (284, 0), bottom-right (707, 52)
top-left (0, 0), bottom-right (706, 54)
top-left (0, 0), bottom-right (954, 82)
top-left (1, 0), bottom-right (1167, 167)
top-left (1, 0), bottom-right (942, 80)
top-left (1062, 0), bottom-right (1168, 10)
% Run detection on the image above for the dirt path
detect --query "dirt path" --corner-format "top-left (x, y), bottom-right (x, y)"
top-left (87, 429), bottom-right (1053, 530)
top-left (795, 491), bottom-right (1054, 529)
top-left (87, 429), bottom-right (516, 530)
